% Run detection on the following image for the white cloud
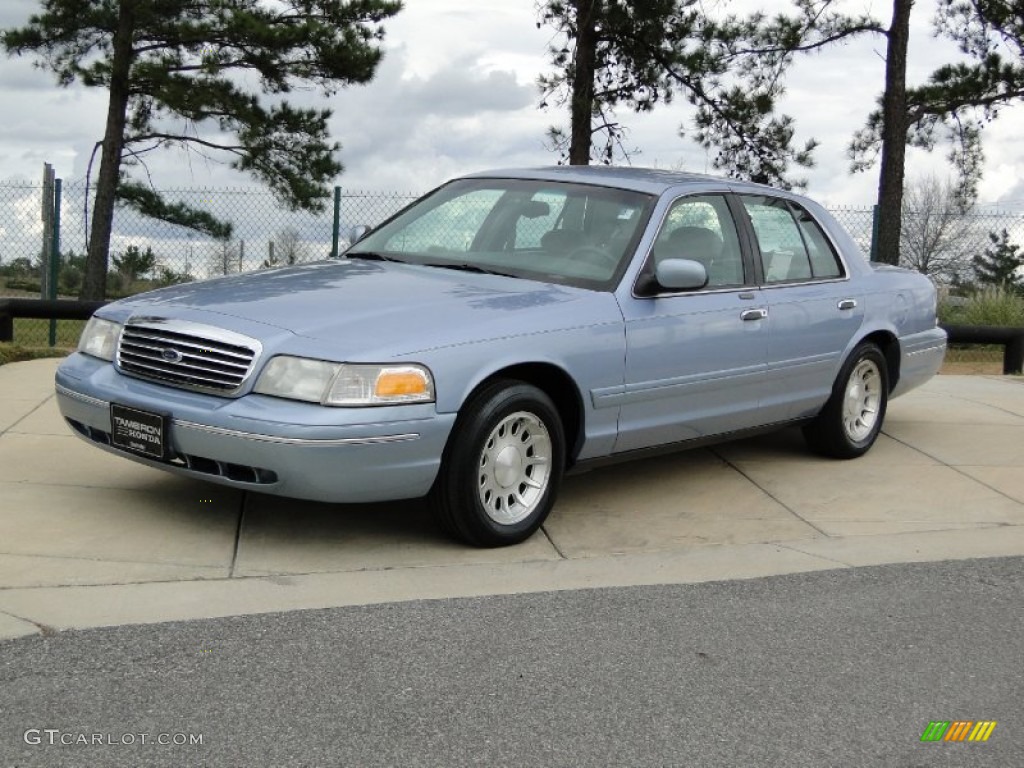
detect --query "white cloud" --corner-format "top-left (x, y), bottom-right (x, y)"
top-left (0, 0), bottom-right (1019, 211)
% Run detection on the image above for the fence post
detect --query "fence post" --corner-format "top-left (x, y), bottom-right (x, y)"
top-left (40, 164), bottom-right (55, 303)
top-left (331, 186), bottom-right (341, 258)
top-left (1005, 333), bottom-right (1024, 375)
top-left (48, 177), bottom-right (62, 346)
top-left (869, 204), bottom-right (880, 262)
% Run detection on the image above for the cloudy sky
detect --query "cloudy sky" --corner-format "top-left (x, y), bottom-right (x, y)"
top-left (1, 0), bottom-right (1022, 209)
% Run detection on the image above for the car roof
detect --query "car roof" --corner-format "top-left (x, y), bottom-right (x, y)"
top-left (461, 165), bottom-right (785, 196)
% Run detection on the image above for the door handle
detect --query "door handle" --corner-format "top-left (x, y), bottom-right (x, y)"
top-left (837, 298), bottom-right (857, 310)
top-left (740, 308), bottom-right (768, 321)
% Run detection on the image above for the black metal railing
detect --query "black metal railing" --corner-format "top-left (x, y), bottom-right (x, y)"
top-left (0, 298), bottom-right (106, 343)
top-left (941, 324), bottom-right (1024, 375)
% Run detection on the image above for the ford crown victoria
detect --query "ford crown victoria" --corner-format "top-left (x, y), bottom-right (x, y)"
top-left (56, 167), bottom-right (947, 546)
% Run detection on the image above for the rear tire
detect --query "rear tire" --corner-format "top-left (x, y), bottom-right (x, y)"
top-left (429, 380), bottom-right (565, 547)
top-left (803, 342), bottom-right (888, 459)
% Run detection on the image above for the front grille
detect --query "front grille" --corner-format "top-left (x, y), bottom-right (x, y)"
top-left (117, 319), bottom-right (261, 395)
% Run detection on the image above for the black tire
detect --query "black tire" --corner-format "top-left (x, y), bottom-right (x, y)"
top-left (803, 342), bottom-right (889, 459)
top-left (429, 379), bottom-right (565, 547)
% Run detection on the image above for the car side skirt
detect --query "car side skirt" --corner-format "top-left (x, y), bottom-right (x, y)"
top-left (568, 417), bottom-right (814, 474)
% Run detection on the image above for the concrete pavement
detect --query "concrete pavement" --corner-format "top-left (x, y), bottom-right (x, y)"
top-left (3, 358), bottom-right (1024, 640)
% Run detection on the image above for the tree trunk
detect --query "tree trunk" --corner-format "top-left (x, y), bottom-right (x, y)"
top-left (873, 0), bottom-right (914, 266)
top-left (81, 0), bottom-right (136, 300)
top-left (568, 0), bottom-right (599, 165)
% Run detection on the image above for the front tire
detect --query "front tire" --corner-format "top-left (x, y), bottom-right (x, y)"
top-left (803, 342), bottom-right (889, 459)
top-left (429, 380), bottom-right (565, 547)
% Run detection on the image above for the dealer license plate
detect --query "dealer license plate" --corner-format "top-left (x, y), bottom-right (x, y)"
top-left (110, 403), bottom-right (167, 460)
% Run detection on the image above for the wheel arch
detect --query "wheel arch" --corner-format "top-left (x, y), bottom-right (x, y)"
top-left (854, 329), bottom-right (901, 392)
top-left (460, 362), bottom-right (585, 467)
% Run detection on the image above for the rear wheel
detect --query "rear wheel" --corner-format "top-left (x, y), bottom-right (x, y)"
top-left (429, 380), bottom-right (565, 547)
top-left (803, 342), bottom-right (888, 459)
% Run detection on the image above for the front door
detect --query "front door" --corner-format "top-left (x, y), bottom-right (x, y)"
top-left (613, 193), bottom-right (768, 453)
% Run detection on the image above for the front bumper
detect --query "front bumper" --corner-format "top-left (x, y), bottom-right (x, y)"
top-left (55, 353), bottom-right (456, 503)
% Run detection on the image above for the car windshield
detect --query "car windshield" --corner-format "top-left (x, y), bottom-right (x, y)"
top-left (345, 178), bottom-right (655, 290)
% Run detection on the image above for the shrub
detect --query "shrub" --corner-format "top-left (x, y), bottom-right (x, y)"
top-left (105, 271), bottom-right (125, 295)
top-left (156, 267), bottom-right (194, 287)
top-left (939, 286), bottom-right (1024, 327)
top-left (4, 277), bottom-right (42, 292)
top-left (0, 257), bottom-right (40, 279)
top-left (58, 264), bottom-right (82, 294)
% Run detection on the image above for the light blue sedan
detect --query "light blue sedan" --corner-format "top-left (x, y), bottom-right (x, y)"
top-left (56, 167), bottom-right (947, 546)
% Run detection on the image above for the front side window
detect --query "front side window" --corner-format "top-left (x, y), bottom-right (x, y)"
top-left (649, 194), bottom-right (745, 288)
top-left (348, 179), bottom-right (654, 290)
top-left (739, 196), bottom-right (843, 283)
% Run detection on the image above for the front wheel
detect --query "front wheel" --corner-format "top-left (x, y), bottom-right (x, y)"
top-left (429, 380), bottom-right (565, 547)
top-left (803, 343), bottom-right (889, 459)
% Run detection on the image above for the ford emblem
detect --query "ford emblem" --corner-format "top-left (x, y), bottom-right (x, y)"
top-left (161, 348), bottom-right (183, 363)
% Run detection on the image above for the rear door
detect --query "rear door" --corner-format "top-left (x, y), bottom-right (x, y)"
top-left (734, 194), bottom-right (864, 422)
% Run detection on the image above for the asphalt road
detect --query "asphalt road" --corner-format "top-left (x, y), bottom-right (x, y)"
top-left (1, 556), bottom-right (1021, 768)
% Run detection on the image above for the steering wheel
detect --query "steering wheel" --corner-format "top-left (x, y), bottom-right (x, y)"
top-left (566, 245), bottom-right (618, 270)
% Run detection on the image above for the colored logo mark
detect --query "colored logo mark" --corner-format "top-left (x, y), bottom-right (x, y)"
top-left (920, 721), bottom-right (997, 742)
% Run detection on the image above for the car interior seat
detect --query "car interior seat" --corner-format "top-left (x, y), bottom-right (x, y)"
top-left (662, 226), bottom-right (747, 286)
top-left (541, 229), bottom-right (584, 253)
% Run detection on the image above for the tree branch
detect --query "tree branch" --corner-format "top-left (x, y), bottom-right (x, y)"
top-left (126, 132), bottom-right (246, 154)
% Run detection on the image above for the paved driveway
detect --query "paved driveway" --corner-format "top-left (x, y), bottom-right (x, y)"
top-left (2, 359), bottom-right (1024, 638)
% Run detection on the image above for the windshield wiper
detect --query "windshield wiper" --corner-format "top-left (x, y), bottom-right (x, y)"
top-left (420, 261), bottom-right (519, 279)
top-left (345, 251), bottom-right (405, 263)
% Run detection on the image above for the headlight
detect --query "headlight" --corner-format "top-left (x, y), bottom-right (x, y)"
top-left (78, 317), bottom-right (122, 361)
top-left (253, 356), bottom-right (434, 406)
top-left (252, 356), bottom-right (339, 403)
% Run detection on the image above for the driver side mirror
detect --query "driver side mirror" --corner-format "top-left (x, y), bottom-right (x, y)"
top-left (653, 258), bottom-right (708, 291)
top-left (348, 225), bottom-right (370, 244)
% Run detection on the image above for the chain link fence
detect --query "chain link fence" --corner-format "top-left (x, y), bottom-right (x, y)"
top-left (2, 178), bottom-right (1023, 348)
top-left (0, 180), bottom-right (418, 345)
top-left (826, 207), bottom-right (876, 255)
top-left (0, 180), bottom-right (418, 287)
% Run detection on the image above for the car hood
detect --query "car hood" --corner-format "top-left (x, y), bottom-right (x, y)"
top-left (103, 260), bottom-right (619, 358)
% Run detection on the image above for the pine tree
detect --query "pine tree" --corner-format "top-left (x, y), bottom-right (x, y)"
top-left (850, 0), bottom-right (1024, 265)
top-left (538, 0), bottom-right (1024, 263)
top-left (537, 0), bottom-right (877, 188)
top-left (4, 0), bottom-right (401, 299)
top-left (974, 230), bottom-right (1024, 292)
top-left (112, 244), bottom-right (156, 282)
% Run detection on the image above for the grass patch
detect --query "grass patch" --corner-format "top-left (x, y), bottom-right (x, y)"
top-left (0, 343), bottom-right (71, 367)
top-left (10, 318), bottom-right (86, 348)
top-left (944, 345), bottom-right (1003, 363)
